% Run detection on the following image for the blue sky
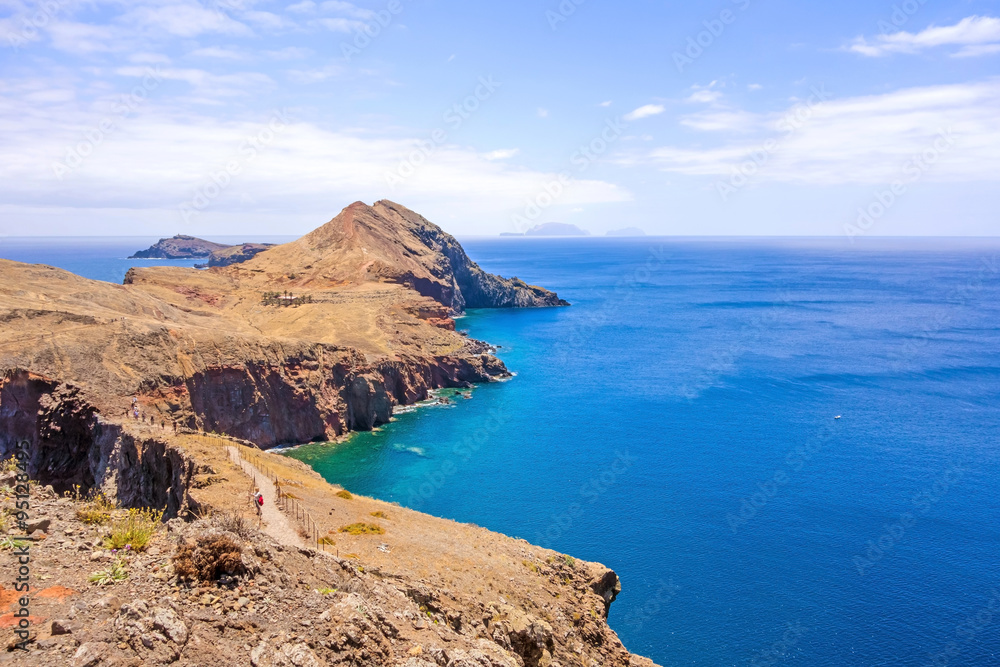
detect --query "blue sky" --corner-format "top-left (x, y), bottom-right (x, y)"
top-left (1, 0), bottom-right (999, 236)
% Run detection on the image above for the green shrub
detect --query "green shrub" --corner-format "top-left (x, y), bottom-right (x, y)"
top-left (338, 523), bottom-right (384, 535)
top-left (104, 508), bottom-right (164, 551)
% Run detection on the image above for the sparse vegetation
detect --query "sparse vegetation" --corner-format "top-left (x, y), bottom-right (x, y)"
top-left (0, 455), bottom-right (17, 472)
top-left (211, 511), bottom-right (256, 540)
top-left (370, 510), bottom-right (388, 519)
top-left (261, 291), bottom-right (313, 307)
top-left (172, 534), bottom-right (246, 583)
top-left (104, 507), bottom-right (164, 551)
top-left (336, 490), bottom-right (353, 500)
top-left (89, 555), bottom-right (128, 586)
top-left (76, 491), bottom-right (116, 525)
top-left (317, 587), bottom-right (336, 595)
top-left (318, 536), bottom-right (336, 546)
top-left (339, 522), bottom-right (384, 535)
top-left (0, 535), bottom-right (28, 551)
top-left (564, 555), bottom-right (576, 568)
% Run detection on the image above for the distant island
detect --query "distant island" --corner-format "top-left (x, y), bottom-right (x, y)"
top-left (501, 222), bottom-right (590, 237)
top-left (606, 227), bottom-right (646, 237)
top-left (130, 235), bottom-right (274, 267)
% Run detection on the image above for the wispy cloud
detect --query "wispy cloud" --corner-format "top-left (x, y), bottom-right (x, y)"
top-left (848, 15), bottom-right (1000, 57)
top-left (638, 79), bottom-right (1000, 185)
top-left (624, 104), bottom-right (665, 121)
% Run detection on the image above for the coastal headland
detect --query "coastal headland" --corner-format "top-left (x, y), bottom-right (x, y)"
top-left (0, 200), bottom-right (656, 666)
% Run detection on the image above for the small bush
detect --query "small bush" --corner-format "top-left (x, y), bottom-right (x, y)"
top-left (104, 507), bottom-right (164, 551)
top-left (318, 536), bottom-right (335, 546)
top-left (297, 526), bottom-right (311, 540)
top-left (89, 556), bottom-right (128, 586)
top-left (563, 555), bottom-right (576, 568)
top-left (173, 534), bottom-right (246, 583)
top-left (339, 523), bottom-right (384, 536)
top-left (335, 490), bottom-right (353, 500)
top-left (212, 511), bottom-right (256, 541)
top-left (370, 511), bottom-right (388, 519)
top-left (77, 492), bottom-right (115, 525)
top-left (0, 456), bottom-right (17, 472)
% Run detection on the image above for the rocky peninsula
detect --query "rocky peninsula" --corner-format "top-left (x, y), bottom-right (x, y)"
top-left (0, 200), bottom-right (656, 666)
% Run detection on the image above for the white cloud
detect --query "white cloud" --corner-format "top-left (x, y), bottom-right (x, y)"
top-left (599, 100), bottom-right (612, 107)
top-left (537, 108), bottom-right (549, 118)
top-left (286, 0), bottom-right (316, 13)
top-left (265, 46), bottom-right (312, 60)
top-left (0, 90), bottom-right (630, 233)
top-left (748, 83), bottom-right (762, 91)
top-left (640, 79), bottom-right (1000, 185)
top-left (189, 46), bottom-right (247, 60)
top-left (315, 17), bottom-right (366, 32)
top-left (624, 104), bottom-right (665, 121)
top-left (483, 149), bottom-right (519, 161)
top-left (848, 15), bottom-right (1000, 57)
top-left (122, 3), bottom-right (252, 38)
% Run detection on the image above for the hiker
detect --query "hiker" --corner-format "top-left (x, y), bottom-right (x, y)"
top-left (252, 489), bottom-right (264, 525)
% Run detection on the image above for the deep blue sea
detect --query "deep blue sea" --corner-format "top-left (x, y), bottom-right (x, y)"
top-left (4, 236), bottom-right (1000, 666)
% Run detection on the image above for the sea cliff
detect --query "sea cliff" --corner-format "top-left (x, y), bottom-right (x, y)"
top-left (0, 201), bottom-right (656, 666)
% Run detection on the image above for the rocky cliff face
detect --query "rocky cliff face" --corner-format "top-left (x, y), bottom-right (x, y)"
top-left (0, 370), bottom-right (200, 517)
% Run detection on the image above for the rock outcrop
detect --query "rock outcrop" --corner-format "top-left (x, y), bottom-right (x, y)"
top-left (129, 235), bottom-right (232, 259)
top-left (249, 200), bottom-right (568, 313)
top-left (204, 243), bottom-right (274, 267)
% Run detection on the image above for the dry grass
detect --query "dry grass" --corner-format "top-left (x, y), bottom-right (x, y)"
top-left (335, 490), bottom-right (353, 500)
top-left (339, 522), bottom-right (384, 535)
top-left (370, 510), bottom-right (389, 519)
top-left (173, 534), bottom-right (245, 583)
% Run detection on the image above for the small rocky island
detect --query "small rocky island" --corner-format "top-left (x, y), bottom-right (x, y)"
top-left (130, 235), bottom-right (275, 267)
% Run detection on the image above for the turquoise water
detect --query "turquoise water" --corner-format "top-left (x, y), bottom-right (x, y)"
top-left (5, 236), bottom-right (1000, 665)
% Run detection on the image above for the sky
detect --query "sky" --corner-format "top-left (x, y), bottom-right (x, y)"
top-left (1, 0), bottom-right (999, 237)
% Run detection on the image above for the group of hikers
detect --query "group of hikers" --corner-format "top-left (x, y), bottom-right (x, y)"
top-left (125, 396), bottom-right (178, 432)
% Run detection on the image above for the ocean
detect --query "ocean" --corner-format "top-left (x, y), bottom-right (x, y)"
top-left (4, 236), bottom-right (1000, 666)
